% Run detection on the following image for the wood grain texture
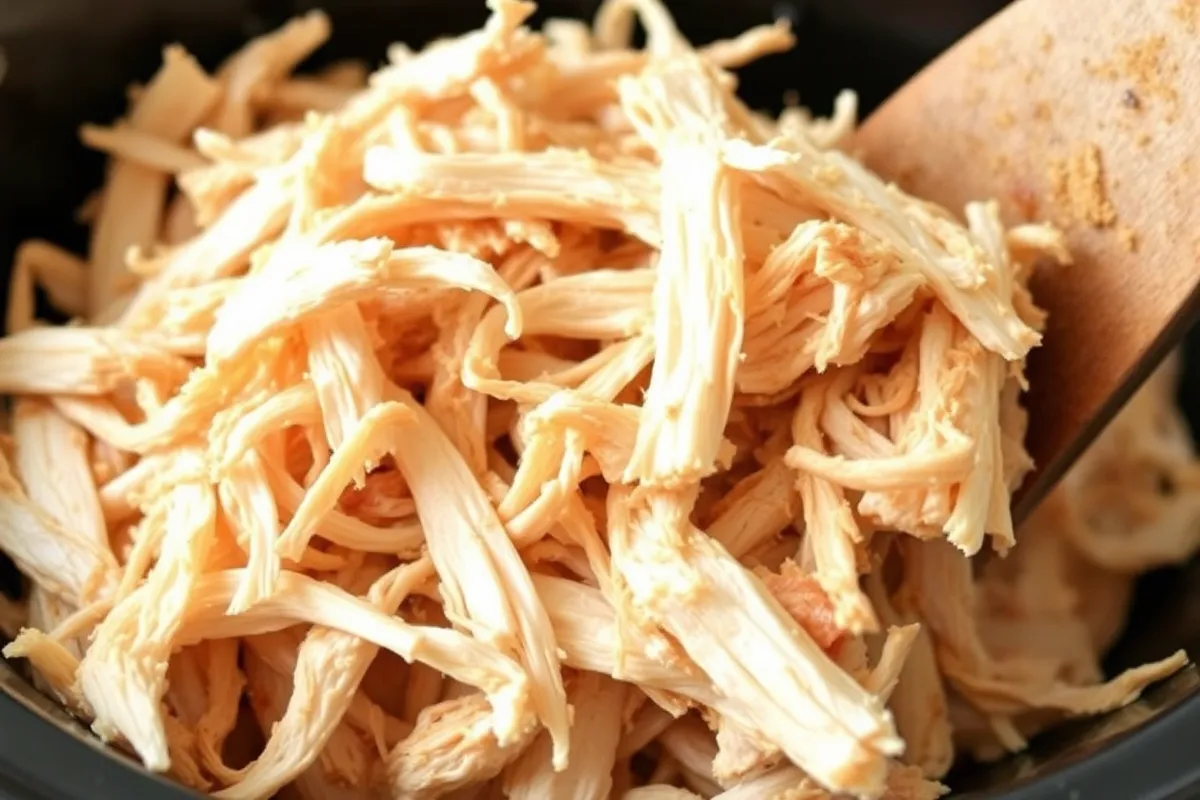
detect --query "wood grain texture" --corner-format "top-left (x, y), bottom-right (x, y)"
top-left (855, 0), bottom-right (1200, 521)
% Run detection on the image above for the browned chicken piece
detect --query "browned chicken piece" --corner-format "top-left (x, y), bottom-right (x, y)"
top-left (756, 559), bottom-right (845, 654)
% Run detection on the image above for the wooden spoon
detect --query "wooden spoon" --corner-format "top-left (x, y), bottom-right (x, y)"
top-left (855, 0), bottom-right (1200, 524)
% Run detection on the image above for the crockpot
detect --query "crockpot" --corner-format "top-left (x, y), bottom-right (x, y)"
top-left (0, 0), bottom-right (1198, 798)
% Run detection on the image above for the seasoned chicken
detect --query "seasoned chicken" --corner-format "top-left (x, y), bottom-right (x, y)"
top-left (0, 0), bottom-right (1195, 798)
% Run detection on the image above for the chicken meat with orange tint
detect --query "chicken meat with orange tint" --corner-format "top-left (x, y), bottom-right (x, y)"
top-left (0, 1), bottom-right (1197, 798)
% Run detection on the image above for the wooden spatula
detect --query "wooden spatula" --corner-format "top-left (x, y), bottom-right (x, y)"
top-left (855, 0), bottom-right (1200, 524)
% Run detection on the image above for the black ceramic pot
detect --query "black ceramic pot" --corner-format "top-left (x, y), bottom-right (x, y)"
top-left (0, 1), bottom-right (1198, 798)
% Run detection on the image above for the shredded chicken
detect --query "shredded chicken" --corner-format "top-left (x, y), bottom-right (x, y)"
top-left (0, 2), bottom-right (1196, 799)
top-left (504, 671), bottom-right (627, 799)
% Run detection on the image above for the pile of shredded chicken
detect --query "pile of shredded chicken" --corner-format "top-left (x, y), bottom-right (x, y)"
top-left (0, 1), bottom-right (1197, 798)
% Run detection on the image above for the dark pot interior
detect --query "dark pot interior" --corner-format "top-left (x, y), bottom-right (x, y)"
top-left (0, 0), bottom-right (1198, 798)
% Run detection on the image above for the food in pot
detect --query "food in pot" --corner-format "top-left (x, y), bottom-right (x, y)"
top-left (0, 1), bottom-right (1196, 798)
